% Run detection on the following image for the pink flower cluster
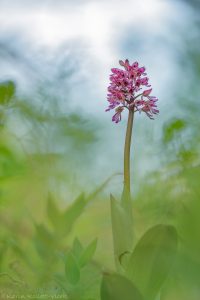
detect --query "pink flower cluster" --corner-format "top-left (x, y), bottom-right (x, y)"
top-left (106, 59), bottom-right (159, 123)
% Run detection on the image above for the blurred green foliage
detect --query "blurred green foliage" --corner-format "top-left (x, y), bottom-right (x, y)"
top-left (1, 2), bottom-right (200, 295)
top-left (0, 80), bottom-right (15, 105)
top-left (0, 76), bottom-right (199, 300)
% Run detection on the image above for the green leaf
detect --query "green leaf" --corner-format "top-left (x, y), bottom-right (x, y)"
top-left (0, 146), bottom-right (22, 179)
top-left (35, 224), bottom-right (54, 244)
top-left (86, 174), bottom-right (119, 203)
top-left (52, 176), bottom-right (117, 237)
top-left (65, 252), bottom-right (80, 285)
top-left (47, 193), bottom-right (62, 229)
top-left (34, 224), bottom-right (56, 259)
top-left (163, 118), bottom-right (186, 144)
top-left (73, 238), bottom-right (84, 259)
top-left (79, 238), bottom-right (97, 268)
top-left (127, 224), bottom-right (178, 300)
top-left (110, 194), bottom-right (134, 270)
top-left (0, 80), bottom-right (16, 105)
top-left (62, 193), bottom-right (86, 234)
top-left (101, 273), bottom-right (144, 300)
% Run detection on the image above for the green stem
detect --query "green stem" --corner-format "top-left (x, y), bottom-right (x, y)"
top-left (122, 109), bottom-right (134, 206)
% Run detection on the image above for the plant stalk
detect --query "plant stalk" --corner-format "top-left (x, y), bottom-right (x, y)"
top-left (122, 109), bottom-right (134, 208)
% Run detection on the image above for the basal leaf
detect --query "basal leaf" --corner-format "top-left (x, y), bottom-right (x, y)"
top-left (110, 194), bottom-right (134, 269)
top-left (127, 224), bottom-right (178, 300)
top-left (101, 273), bottom-right (144, 300)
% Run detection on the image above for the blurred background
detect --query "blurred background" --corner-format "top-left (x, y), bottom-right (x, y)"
top-left (0, 0), bottom-right (200, 299)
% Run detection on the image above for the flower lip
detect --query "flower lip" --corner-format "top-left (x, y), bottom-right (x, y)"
top-left (112, 107), bottom-right (124, 123)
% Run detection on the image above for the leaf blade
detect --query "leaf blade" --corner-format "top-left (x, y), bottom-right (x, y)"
top-left (65, 252), bottom-right (80, 285)
top-left (79, 238), bottom-right (97, 268)
top-left (127, 224), bottom-right (178, 300)
top-left (110, 194), bottom-right (134, 270)
top-left (101, 273), bottom-right (144, 300)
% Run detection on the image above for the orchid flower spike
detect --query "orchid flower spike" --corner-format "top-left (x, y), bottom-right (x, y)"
top-left (106, 59), bottom-right (159, 123)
